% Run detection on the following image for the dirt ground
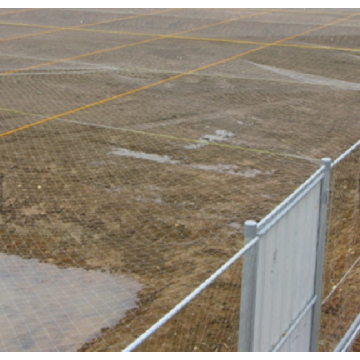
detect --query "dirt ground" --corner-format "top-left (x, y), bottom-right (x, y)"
top-left (0, 8), bottom-right (359, 351)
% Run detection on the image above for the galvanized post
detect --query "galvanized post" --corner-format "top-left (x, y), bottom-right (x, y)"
top-left (238, 220), bottom-right (258, 351)
top-left (0, 173), bottom-right (3, 213)
top-left (310, 158), bottom-right (331, 351)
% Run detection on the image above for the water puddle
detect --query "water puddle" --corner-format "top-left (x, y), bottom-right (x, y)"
top-left (227, 222), bottom-right (242, 230)
top-left (111, 148), bottom-right (180, 165)
top-left (183, 143), bottom-right (206, 150)
top-left (111, 148), bottom-right (269, 178)
top-left (184, 129), bottom-right (234, 149)
top-left (0, 253), bottom-right (141, 351)
top-left (200, 129), bottom-right (234, 142)
top-left (189, 164), bottom-right (264, 177)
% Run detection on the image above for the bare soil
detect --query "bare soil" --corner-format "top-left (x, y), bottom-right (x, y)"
top-left (0, 8), bottom-right (359, 352)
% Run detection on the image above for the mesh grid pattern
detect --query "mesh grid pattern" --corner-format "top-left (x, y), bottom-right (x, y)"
top-left (320, 148), bottom-right (360, 351)
top-left (0, 8), bottom-right (359, 351)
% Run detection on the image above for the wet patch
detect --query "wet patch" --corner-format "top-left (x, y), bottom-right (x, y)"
top-left (183, 129), bottom-right (234, 150)
top-left (111, 147), bottom-right (271, 178)
top-left (200, 129), bottom-right (234, 142)
top-left (111, 148), bottom-right (180, 165)
top-left (189, 164), bottom-right (266, 177)
top-left (227, 222), bottom-right (242, 230)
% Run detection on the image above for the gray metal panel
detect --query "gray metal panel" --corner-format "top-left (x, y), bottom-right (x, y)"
top-left (252, 182), bottom-right (321, 351)
top-left (278, 309), bottom-right (313, 351)
top-left (257, 167), bottom-right (324, 234)
top-left (272, 296), bottom-right (316, 352)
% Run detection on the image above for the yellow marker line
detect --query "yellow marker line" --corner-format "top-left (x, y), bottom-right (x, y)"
top-left (0, 21), bottom-right (60, 30)
top-left (104, 31), bottom-right (360, 53)
top-left (158, 34), bottom-right (360, 53)
top-left (0, 107), bottom-right (42, 117)
top-left (0, 8), bottom-right (176, 44)
top-left (277, 9), bottom-right (357, 17)
top-left (0, 28), bottom-right (68, 43)
top-left (0, 11), bottom-right (358, 153)
top-left (2, 19), bottom-right (360, 53)
top-left (246, 40), bottom-right (360, 53)
top-left (0, 37), bottom-right (162, 76)
top-left (0, 10), bottom-right (274, 76)
top-left (63, 119), bottom-right (318, 162)
top-left (0, 8), bottom-right (39, 16)
top-left (0, 106), bottom-right (315, 161)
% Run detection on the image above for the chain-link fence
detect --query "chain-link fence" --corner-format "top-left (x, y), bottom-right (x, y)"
top-left (0, 8), bottom-right (359, 351)
top-left (119, 141), bottom-right (359, 352)
top-left (319, 142), bottom-right (360, 352)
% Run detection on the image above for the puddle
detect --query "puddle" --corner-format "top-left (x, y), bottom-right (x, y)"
top-left (111, 148), bottom-right (180, 165)
top-left (183, 143), bottom-right (206, 150)
top-left (200, 129), bottom-right (234, 142)
top-left (135, 194), bottom-right (163, 205)
top-left (184, 129), bottom-right (234, 149)
top-left (0, 253), bottom-right (141, 351)
top-left (189, 164), bottom-right (264, 177)
top-left (227, 222), bottom-right (242, 230)
top-left (111, 148), bottom-right (269, 178)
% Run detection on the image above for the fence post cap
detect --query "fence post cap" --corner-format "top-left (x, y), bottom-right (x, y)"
top-left (244, 220), bottom-right (257, 239)
top-left (245, 220), bottom-right (257, 227)
top-left (321, 158), bottom-right (332, 168)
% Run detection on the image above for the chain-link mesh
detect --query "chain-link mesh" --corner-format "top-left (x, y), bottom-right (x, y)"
top-left (0, 8), bottom-right (359, 351)
top-left (319, 145), bottom-right (360, 352)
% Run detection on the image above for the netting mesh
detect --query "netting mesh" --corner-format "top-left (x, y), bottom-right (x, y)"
top-left (0, 8), bottom-right (359, 351)
top-left (320, 147), bottom-right (360, 352)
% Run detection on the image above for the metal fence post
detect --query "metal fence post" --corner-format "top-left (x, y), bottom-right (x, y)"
top-left (238, 220), bottom-right (258, 351)
top-left (0, 173), bottom-right (3, 213)
top-left (310, 158), bottom-right (331, 351)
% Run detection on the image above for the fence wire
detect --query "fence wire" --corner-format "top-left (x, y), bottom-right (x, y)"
top-left (0, 8), bottom-right (359, 351)
top-left (319, 143), bottom-right (360, 352)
